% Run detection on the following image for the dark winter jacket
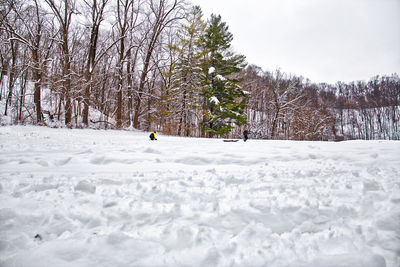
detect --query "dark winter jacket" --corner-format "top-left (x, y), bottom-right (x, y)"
top-left (243, 130), bottom-right (249, 141)
top-left (150, 132), bottom-right (157, 140)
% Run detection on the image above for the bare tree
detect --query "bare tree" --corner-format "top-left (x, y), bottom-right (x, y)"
top-left (4, 0), bottom-right (55, 123)
top-left (44, 0), bottom-right (76, 126)
top-left (3, 34), bottom-right (17, 117)
top-left (1, 1), bottom-right (20, 117)
top-left (133, 0), bottom-right (184, 129)
top-left (113, 0), bottom-right (142, 128)
top-left (269, 70), bottom-right (304, 139)
top-left (81, 0), bottom-right (110, 125)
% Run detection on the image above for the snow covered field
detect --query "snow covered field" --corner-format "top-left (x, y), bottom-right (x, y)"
top-left (0, 126), bottom-right (399, 267)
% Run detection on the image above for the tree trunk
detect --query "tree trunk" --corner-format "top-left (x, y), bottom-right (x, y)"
top-left (18, 70), bottom-right (28, 122)
top-left (0, 57), bottom-right (7, 101)
top-left (32, 47), bottom-right (42, 123)
top-left (63, 56), bottom-right (72, 126)
top-left (5, 40), bottom-right (17, 117)
top-left (116, 35), bottom-right (125, 128)
top-left (271, 109), bottom-right (279, 139)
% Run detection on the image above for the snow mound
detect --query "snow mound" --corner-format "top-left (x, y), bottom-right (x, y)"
top-left (309, 253), bottom-right (386, 267)
top-left (74, 180), bottom-right (96, 194)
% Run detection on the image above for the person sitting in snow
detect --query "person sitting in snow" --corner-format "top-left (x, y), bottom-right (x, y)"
top-left (149, 131), bottom-right (157, 140)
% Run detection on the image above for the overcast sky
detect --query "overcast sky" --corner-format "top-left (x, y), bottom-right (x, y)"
top-left (190, 0), bottom-right (400, 84)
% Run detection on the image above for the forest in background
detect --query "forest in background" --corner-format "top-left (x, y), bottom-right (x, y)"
top-left (1, 0), bottom-right (399, 140)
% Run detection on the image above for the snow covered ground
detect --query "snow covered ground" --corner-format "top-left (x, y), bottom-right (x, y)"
top-left (0, 126), bottom-right (399, 267)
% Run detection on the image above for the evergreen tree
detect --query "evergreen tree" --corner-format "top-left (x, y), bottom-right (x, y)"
top-left (201, 14), bottom-right (247, 137)
top-left (167, 6), bottom-right (206, 136)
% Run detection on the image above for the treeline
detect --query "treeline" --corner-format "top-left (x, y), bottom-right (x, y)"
top-left (1, 0), bottom-right (399, 140)
top-left (238, 66), bottom-right (400, 140)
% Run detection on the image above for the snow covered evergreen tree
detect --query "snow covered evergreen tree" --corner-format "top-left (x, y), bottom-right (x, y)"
top-left (201, 14), bottom-right (247, 137)
top-left (167, 6), bottom-right (206, 136)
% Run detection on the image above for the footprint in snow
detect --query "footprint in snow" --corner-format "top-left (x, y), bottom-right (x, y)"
top-left (37, 160), bottom-right (49, 167)
top-left (370, 153), bottom-right (379, 159)
top-left (143, 148), bottom-right (161, 154)
top-left (75, 149), bottom-right (93, 155)
top-left (54, 157), bottom-right (72, 166)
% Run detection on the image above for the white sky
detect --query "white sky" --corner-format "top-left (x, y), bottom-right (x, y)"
top-left (190, 0), bottom-right (400, 84)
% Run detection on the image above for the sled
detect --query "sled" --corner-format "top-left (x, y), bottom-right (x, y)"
top-left (223, 139), bottom-right (239, 142)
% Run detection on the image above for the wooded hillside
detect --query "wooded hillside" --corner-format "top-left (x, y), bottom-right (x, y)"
top-left (1, 0), bottom-right (399, 140)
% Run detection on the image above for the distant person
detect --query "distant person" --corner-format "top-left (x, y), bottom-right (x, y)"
top-left (243, 129), bottom-right (249, 142)
top-left (149, 131), bottom-right (157, 140)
